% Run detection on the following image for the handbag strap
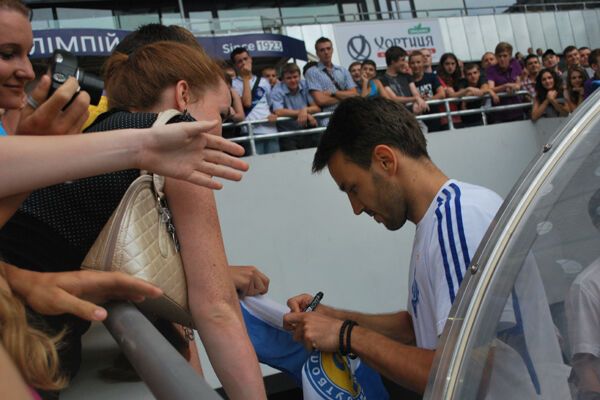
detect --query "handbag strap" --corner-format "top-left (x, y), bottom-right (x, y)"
top-left (141, 109), bottom-right (183, 199)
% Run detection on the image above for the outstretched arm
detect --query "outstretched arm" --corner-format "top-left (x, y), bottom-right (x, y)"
top-left (0, 121), bottom-right (249, 198)
top-left (1, 262), bottom-right (163, 321)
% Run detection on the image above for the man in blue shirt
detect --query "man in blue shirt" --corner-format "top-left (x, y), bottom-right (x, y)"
top-left (305, 37), bottom-right (357, 126)
top-left (231, 47), bottom-right (279, 155)
top-left (271, 63), bottom-right (321, 151)
top-left (584, 48), bottom-right (600, 99)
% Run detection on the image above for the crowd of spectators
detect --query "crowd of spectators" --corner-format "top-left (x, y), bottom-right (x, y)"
top-left (218, 38), bottom-right (600, 154)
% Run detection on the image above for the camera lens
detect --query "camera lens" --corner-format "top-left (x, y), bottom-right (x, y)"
top-left (79, 72), bottom-right (104, 106)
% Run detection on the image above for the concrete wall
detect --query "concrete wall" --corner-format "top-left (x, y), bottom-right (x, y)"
top-left (66, 119), bottom-right (560, 395)
top-left (192, 119), bottom-right (548, 387)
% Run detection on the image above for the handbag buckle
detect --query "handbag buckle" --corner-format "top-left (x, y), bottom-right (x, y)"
top-left (157, 196), bottom-right (181, 252)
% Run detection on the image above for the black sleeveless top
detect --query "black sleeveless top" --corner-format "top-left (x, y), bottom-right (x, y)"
top-left (0, 110), bottom-right (194, 381)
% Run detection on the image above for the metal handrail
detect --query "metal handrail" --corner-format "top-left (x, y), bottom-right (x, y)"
top-left (103, 302), bottom-right (221, 400)
top-left (223, 91), bottom-right (533, 155)
top-left (29, 1), bottom-right (600, 35)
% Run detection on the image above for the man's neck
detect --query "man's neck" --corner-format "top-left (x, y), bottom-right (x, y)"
top-left (402, 159), bottom-right (449, 225)
top-left (414, 71), bottom-right (424, 81)
top-left (385, 67), bottom-right (398, 77)
top-left (321, 61), bottom-right (334, 69)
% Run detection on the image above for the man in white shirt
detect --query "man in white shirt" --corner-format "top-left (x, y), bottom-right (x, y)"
top-left (283, 97), bottom-right (502, 394)
top-left (566, 188), bottom-right (600, 399)
top-left (231, 47), bottom-right (279, 155)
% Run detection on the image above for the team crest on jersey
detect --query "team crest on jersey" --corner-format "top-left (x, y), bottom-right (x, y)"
top-left (255, 87), bottom-right (265, 98)
top-left (304, 351), bottom-right (366, 400)
top-left (412, 279), bottom-right (420, 319)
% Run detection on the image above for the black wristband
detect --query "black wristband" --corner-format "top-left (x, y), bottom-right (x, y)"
top-left (339, 320), bottom-right (352, 355)
top-left (345, 321), bottom-right (358, 359)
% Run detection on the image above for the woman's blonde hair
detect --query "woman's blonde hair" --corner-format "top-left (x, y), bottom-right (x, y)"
top-left (104, 41), bottom-right (225, 111)
top-left (0, 268), bottom-right (66, 391)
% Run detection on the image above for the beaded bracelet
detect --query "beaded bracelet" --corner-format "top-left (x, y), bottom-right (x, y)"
top-left (345, 321), bottom-right (358, 359)
top-left (339, 320), bottom-right (352, 355)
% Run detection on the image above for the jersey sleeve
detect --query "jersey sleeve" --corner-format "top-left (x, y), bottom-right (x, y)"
top-left (428, 184), bottom-right (502, 336)
top-left (231, 78), bottom-right (243, 97)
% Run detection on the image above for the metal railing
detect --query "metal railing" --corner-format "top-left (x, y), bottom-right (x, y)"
top-left (29, 1), bottom-right (600, 35)
top-left (103, 302), bottom-right (221, 400)
top-left (223, 91), bottom-right (533, 156)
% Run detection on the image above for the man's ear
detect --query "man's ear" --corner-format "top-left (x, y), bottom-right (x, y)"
top-left (174, 80), bottom-right (190, 112)
top-left (372, 145), bottom-right (397, 176)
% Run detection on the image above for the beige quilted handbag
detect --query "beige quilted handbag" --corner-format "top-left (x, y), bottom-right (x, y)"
top-left (81, 109), bottom-right (193, 327)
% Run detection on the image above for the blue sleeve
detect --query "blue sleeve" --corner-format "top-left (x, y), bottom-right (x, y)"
top-left (305, 68), bottom-right (324, 92)
top-left (343, 69), bottom-right (357, 89)
top-left (271, 85), bottom-right (285, 110)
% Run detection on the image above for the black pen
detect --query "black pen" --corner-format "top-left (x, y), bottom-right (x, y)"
top-left (304, 291), bottom-right (324, 312)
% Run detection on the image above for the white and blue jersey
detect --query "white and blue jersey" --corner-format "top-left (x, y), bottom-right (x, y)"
top-left (407, 179), bottom-right (502, 349)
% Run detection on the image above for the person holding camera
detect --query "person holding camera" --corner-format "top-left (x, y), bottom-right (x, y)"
top-left (0, 2), bottom-right (258, 398)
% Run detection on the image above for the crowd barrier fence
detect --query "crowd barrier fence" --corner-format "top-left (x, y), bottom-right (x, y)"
top-left (223, 90), bottom-right (533, 155)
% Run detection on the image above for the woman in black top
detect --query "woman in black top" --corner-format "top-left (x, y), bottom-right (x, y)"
top-left (532, 68), bottom-right (568, 121)
top-left (0, 40), bottom-right (267, 399)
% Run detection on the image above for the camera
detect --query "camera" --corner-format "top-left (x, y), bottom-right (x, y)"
top-left (48, 49), bottom-right (104, 106)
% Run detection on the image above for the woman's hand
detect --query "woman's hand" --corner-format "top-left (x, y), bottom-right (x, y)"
top-left (229, 265), bottom-right (270, 297)
top-left (138, 120), bottom-right (249, 190)
top-left (547, 90), bottom-right (558, 100)
top-left (17, 76), bottom-right (90, 136)
top-left (4, 265), bottom-right (163, 321)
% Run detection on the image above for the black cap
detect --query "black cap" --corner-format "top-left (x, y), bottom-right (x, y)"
top-left (542, 49), bottom-right (556, 58)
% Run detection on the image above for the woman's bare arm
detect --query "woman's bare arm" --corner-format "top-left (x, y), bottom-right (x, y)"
top-left (0, 121), bottom-right (248, 198)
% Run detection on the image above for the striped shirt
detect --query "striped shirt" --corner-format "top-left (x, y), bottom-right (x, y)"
top-left (408, 179), bottom-right (502, 349)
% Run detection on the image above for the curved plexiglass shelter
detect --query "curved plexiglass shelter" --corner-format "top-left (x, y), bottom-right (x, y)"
top-left (426, 89), bottom-right (600, 400)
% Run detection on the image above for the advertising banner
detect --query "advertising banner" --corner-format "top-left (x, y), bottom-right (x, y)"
top-left (31, 29), bottom-right (307, 60)
top-left (332, 20), bottom-right (445, 68)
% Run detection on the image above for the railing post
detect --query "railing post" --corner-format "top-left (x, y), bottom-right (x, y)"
top-left (247, 121), bottom-right (257, 156)
top-left (445, 99), bottom-right (455, 130)
top-left (103, 302), bottom-right (221, 400)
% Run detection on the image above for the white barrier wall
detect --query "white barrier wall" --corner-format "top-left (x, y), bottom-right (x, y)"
top-left (214, 120), bottom-right (544, 317)
top-left (66, 119), bottom-right (561, 397)
top-left (194, 119), bottom-right (550, 386)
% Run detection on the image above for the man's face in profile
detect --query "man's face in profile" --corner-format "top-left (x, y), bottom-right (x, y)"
top-left (327, 150), bottom-right (408, 231)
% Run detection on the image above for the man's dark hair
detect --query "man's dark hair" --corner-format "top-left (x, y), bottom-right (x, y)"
top-left (563, 45), bottom-right (578, 56)
top-left (525, 54), bottom-right (539, 64)
top-left (282, 63), bottom-right (301, 76)
top-left (230, 46), bottom-right (249, 63)
top-left (303, 61), bottom-right (318, 76)
top-left (589, 48), bottom-right (600, 67)
top-left (464, 62), bottom-right (479, 72)
top-left (312, 97), bottom-right (428, 173)
top-left (495, 41), bottom-right (513, 56)
top-left (579, 46), bottom-right (590, 51)
top-left (348, 61), bottom-right (361, 72)
top-left (361, 59), bottom-right (377, 69)
top-left (114, 24), bottom-right (200, 55)
top-left (315, 37), bottom-right (332, 50)
top-left (385, 46), bottom-right (407, 66)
